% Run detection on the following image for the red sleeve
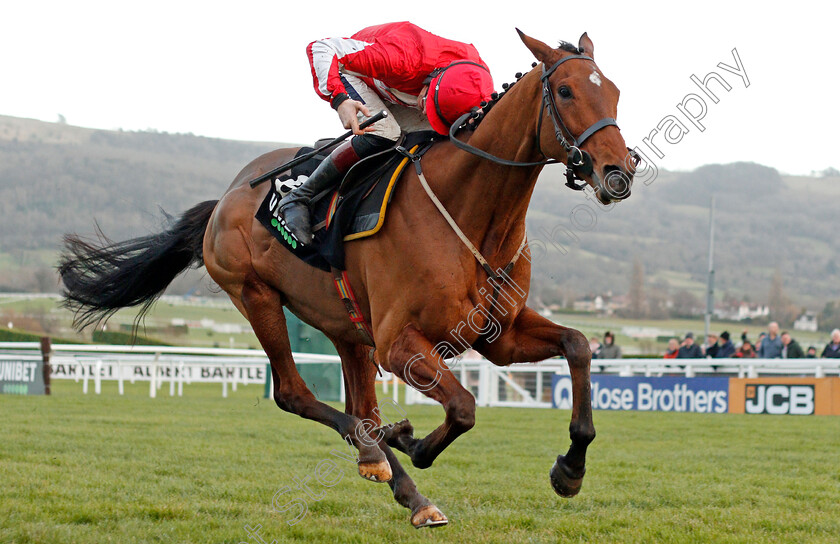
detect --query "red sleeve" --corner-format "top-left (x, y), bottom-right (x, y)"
top-left (306, 36), bottom-right (372, 102)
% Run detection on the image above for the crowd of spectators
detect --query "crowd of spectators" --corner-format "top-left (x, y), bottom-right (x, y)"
top-left (587, 325), bottom-right (840, 359)
top-left (662, 323), bottom-right (840, 359)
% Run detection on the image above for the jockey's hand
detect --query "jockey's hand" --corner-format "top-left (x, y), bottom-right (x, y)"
top-left (337, 100), bottom-right (373, 136)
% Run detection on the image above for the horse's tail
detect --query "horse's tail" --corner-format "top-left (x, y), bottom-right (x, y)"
top-left (58, 200), bottom-right (219, 330)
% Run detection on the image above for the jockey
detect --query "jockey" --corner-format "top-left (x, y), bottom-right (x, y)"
top-left (278, 21), bottom-right (495, 244)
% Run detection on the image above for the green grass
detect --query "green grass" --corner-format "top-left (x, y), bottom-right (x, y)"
top-left (2, 383), bottom-right (840, 543)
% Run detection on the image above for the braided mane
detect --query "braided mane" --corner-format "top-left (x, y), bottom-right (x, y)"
top-left (459, 41), bottom-right (581, 131)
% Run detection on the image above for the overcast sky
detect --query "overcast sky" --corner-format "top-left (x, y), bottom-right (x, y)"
top-left (2, 0), bottom-right (837, 175)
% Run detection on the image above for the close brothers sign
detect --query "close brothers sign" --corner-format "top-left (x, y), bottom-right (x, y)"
top-left (552, 374), bottom-right (840, 415)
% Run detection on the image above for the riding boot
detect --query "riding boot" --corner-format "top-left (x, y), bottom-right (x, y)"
top-left (278, 140), bottom-right (362, 244)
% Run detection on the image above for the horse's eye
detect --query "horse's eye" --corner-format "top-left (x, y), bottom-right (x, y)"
top-left (558, 86), bottom-right (573, 99)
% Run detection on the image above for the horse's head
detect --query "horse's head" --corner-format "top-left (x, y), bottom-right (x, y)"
top-left (518, 30), bottom-right (636, 204)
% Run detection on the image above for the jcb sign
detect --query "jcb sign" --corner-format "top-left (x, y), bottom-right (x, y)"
top-left (745, 384), bottom-right (814, 415)
top-left (729, 378), bottom-right (840, 416)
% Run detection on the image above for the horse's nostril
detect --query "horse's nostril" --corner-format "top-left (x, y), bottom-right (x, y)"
top-left (603, 165), bottom-right (632, 199)
top-left (604, 165), bottom-right (630, 200)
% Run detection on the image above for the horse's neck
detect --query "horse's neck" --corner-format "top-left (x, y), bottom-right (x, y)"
top-left (431, 71), bottom-right (545, 258)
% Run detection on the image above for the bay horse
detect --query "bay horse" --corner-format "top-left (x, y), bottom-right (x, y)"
top-left (59, 30), bottom-right (636, 528)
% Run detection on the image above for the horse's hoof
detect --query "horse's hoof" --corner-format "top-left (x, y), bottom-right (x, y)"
top-left (382, 419), bottom-right (414, 443)
top-left (411, 504), bottom-right (448, 529)
top-left (550, 455), bottom-right (585, 497)
top-left (358, 460), bottom-right (392, 483)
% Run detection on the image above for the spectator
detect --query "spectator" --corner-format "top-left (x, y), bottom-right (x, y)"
top-left (589, 336), bottom-right (602, 359)
top-left (822, 329), bottom-right (840, 359)
top-left (599, 331), bottom-right (622, 359)
top-left (806, 346), bottom-right (818, 358)
top-left (664, 338), bottom-right (679, 359)
top-left (677, 332), bottom-right (704, 358)
top-left (704, 333), bottom-right (720, 358)
top-left (716, 331), bottom-right (736, 358)
top-left (734, 340), bottom-right (758, 358)
top-left (758, 322), bottom-right (783, 358)
top-left (780, 331), bottom-right (805, 359)
top-left (754, 332), bottom-right (767, 356)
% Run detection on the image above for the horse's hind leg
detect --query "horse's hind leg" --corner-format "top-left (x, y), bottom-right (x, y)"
top-left (334, 340), bottom-right (447, 528)
top-left (240, 275), bottom-right (391, 483)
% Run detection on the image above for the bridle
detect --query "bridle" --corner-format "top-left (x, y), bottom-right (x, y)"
top-left (449, 54), bottom-right (640, 191)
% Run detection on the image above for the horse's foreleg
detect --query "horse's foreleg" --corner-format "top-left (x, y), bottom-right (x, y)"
top-left (477, 307), bottom-right (595, 497)
top-left (333, 340), bottom-right (447, 528)
top-left (241, 276), bottom-right (391, 483)
top-left (382, 324), bottom-right (476, 470)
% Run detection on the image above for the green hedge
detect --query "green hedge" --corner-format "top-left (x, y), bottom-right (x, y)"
top-left (91, 330), bottom-right (170, 346)
top-left (0, 329), bottom-right (83, 344)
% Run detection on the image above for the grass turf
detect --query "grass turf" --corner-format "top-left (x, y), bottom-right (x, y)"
top-left (2, 382), bottom-right (839, 543)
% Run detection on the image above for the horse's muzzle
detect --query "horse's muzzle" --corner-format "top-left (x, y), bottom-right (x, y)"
top-left (601, 164), bottom-right (633, 201)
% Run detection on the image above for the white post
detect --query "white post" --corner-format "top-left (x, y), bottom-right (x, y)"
top-left (477, 361), bottom-right (488, 407)
top-left (685, 362), bottom-right (695, 378)
top-left (222, 366), bottom-right (228, 398)
top-left (94, 360), bottom-right (102, 394)
top-left (154, 353), bottom-right (163, 392)
top-left (82, 362), bottom-right (89, 394)
top-left (149, 360), bottom-right (157, 398)
top-left (177, 361), bottom-right (184, 396)
top-left (232, 365), bottom-right (238, 392)
top-left (815, 365), bottom-right (825, 378)
top-left (338, 364), bottom-right (345, 404)
top-left (536, 370), bottom-right (543, 403)
top-left (117, 360), bottom-right (124, 396)
top-left (382, 373), bottom-right (389, 393)
top-left (169, 360), bottom-right (176, 397)
top-left (392, 372), bottom-right (398, 403)
top-left (489, 366), bottom-right (499, 405)
top-left (620, 364), bottom-right (633, 377)
top-left (747, 364), bottom-right (757, 379)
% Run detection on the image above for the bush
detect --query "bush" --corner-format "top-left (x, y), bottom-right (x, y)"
top-left (0, 328), bottom-right (83, 344)
top-left (91, 330), bottom-right (170, 346)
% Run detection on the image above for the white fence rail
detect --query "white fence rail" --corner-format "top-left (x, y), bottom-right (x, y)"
top-left (0, 342), bottom-right (341, 400)
top-left (3, 342), bottom-right (838, 408)
top-left (400, 357), bottom-right (840, 409)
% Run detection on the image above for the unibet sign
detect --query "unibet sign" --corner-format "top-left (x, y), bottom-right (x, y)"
top-left (0, 359), bottom-right (46, 395)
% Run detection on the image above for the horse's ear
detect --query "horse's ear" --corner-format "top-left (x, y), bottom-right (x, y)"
top-left (578, 32), bottom-right (594, 58)
top-left (516, 28), bottom-right (554, 64)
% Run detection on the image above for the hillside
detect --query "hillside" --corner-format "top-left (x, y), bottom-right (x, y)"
top-left (526, 161), bottom-right (840, 309)
top-left (0, 115), bottom-right (280, 293)
top-left (1, 115), bottom-right (837, 311)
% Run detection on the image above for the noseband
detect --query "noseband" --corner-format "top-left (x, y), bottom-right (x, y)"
top-left (449, 55), bottom-right (640, 191)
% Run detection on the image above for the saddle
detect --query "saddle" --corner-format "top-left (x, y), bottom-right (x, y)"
top-left (256, 131), bottom-right (439, 272)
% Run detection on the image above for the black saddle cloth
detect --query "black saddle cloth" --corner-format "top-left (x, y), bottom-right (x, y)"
top-left (256, 131), bottom-right (439, 271)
